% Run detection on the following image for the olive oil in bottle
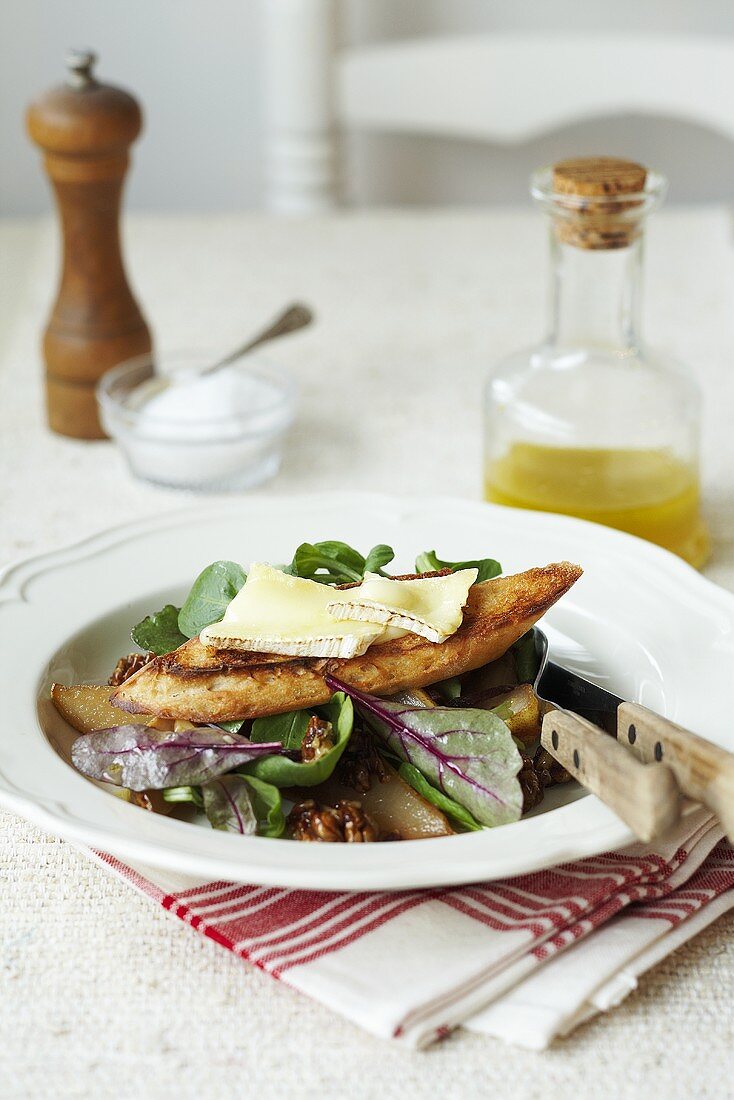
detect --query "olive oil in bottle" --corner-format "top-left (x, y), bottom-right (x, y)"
top-left (486, 444), bottom-right (708, 568)
top-left (483, 157), bottom-right (709, 568)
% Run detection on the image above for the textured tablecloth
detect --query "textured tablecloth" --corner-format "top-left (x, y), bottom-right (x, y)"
top-left (1, 209), bottom-right (733, 1098)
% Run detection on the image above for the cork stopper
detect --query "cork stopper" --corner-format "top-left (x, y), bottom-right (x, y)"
top-left (550, 157), bottom-right (648, 250)
top-left (553, 157), bottom-right (647, 198)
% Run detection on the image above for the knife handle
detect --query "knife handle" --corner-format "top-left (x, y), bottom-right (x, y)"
top-left (617, 702), bottom-right (734, 842)
top-left (541, 710), bottom-right (681, 843)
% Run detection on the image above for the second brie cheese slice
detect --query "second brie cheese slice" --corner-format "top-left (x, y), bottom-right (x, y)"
top-left (326, 568), bottom-right (478, 643)
top-left (199, 563), bottom-right (383, 658)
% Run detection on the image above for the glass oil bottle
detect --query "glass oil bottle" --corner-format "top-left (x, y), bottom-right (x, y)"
top-left (484, 157), bottom-right (709, 567)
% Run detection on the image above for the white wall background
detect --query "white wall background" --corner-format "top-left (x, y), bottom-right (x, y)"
top-left (3, 0), bottom-right (734, 214)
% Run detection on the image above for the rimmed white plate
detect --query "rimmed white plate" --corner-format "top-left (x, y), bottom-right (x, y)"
top-left (2, 494), bottom-right (732, 891)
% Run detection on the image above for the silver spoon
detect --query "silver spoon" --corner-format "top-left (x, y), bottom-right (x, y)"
top-left (199, 302), bottom-right (313, 377)
top-left (132, 302), bottom-right (314, 403)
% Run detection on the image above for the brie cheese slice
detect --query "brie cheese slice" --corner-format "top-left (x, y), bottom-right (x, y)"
top-left (199, 563), bottom-right (383, 658)
top-left (326, 568), bottom-right (478, 643)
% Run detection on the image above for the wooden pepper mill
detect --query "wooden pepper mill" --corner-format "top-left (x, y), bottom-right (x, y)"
top-left (26, 49), bottom-right (152, 439)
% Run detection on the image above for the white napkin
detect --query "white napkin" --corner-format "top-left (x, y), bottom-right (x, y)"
top-left (85, 807), bottom-right (733, 1049)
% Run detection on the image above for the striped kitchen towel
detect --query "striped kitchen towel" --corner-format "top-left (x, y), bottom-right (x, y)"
top-left (85, 807), bottom-right (734, 1049)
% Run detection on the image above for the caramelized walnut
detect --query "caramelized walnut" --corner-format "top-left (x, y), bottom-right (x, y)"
top-left (335, 727), bottom-right (389, 794)
top-left (131, 791), bottom-right (155, 811)
top-left (288, 799), bottom-right (379, 843)
top-left (108, 652), bottom-right (154, 686)
top-left (534, 746), bottom-right (573, 788)
top-left (300, 716), bottom-right (335, 762)
top-left (519, 752), bottom-right (544, 813)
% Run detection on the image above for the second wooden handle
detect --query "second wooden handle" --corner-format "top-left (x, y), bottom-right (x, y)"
top-left (618, 702), bottom-right (734, 842)
top-left (541, 710), bottom-right (681, 842)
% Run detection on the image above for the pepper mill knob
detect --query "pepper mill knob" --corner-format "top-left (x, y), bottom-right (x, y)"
top-left (65, 48), bottom-right (98, 87)
top-left (26, 50), bottom-right (152, 439)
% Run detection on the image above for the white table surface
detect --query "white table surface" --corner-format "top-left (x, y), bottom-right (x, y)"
top-left (2, 208), bottom-right (734, 1098)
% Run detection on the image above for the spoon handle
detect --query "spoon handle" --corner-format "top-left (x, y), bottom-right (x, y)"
top-left (202, 302), bottom-right (314, 376)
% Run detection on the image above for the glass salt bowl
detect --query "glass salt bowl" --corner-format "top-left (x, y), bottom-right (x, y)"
top-left (97, 350), bottom-right (298, 492)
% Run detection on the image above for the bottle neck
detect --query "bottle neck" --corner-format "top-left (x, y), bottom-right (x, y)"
top-left (547, 231), bottom-right (643, 351)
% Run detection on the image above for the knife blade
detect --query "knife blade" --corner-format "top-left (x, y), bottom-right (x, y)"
top-left (539, 660), bottom-right (623, 735)
top-left (529, 626), bottom-right (623, 733)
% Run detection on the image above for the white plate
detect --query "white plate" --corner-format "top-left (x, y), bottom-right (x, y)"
top-left (2, 494), bottom-right (733, 891)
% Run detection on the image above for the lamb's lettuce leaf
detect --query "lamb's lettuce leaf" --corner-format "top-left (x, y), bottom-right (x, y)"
top-left (241, 693), bottom-right (353, 788)
top-left (398, 762), bottom-right (482, 831)
top-left (287, 541), bottom-right (395, 585)
top-left (512, 631), bottom-right (540, 685)
top-left (251, 708), bottom-right (310, 751)
top-left (178, 560), bottom-right (247, 638)
top-left (434, 676), bottom-right (461, 701)
top-left (131, 559), bottom-right (247, 654)
top-left (131, 603), bottom-right (187, 656)
top-left (414, 550), bottom-right (502, 584)
top-left (363, 544), bottom-right (396, 575)
top-left (327, 678), bottom-right (522, 827)
top-left (71, 725), bottom-right (282, 791)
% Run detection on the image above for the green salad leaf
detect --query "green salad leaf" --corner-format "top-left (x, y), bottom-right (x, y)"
top-left (434, 676), bottom-right (462, 701)
top-left (398, 762), bottom-right (482, 831)
top-left (178, 560), bottom-right (247, 638)
top-left (363, 544), bottom-right (396, 575)
top-left (414, 550), bottom-right (502, 584)
top-left (251, 709), bottom-right (311, 751)
top-left (512, 631), bottom-right (540, 685)
top-left (244, 775), bottom-right (286, 837)
top-left (131, 603), bottom-right (187, 656)
top-left (241, 693), bottom-right (353, 788)
top-left (218, 719), bottom-right (246, 733)
top-left (163, 785), bottom-right (203, 807)
top-left (289, 542), bottom-right (362, 584)
top-left (288, 541), bottom-right (395, 585)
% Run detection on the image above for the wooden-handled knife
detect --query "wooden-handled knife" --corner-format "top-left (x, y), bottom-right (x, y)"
top-left (532, 628), bottom-right (733, 843)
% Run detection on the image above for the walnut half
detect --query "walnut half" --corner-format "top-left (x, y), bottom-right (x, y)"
top-left (288, 799), bottom-right (379, 843)
top-left (335, 727), bottom-right (389, 793)
top-left (519, 751), bottom-right (544, 813)
top-left (300, 715), bottom-right (335, 762)
top-left (533, 746), bottom-right (573, 788)
top-left (108, 652), bottom-right (154, 687)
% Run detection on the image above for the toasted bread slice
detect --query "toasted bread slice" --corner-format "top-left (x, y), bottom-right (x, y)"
top-left (111, 563), bottom-right (581, 723)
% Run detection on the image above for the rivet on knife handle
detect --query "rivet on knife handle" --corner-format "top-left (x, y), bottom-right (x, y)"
top-left (541, 711), bottom-right (681, 843)
top-left (618, 702), bottom-right (734, 842)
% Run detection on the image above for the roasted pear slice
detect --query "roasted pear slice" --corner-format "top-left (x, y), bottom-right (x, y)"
top-left (52, 683), bottom-right (152, 735)
top-left (482, 683), bottom-right (542, 746)
top-left (309, 762), bottom-right (453, 840)
top-left (111, 563), bottom-right (582, 723)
